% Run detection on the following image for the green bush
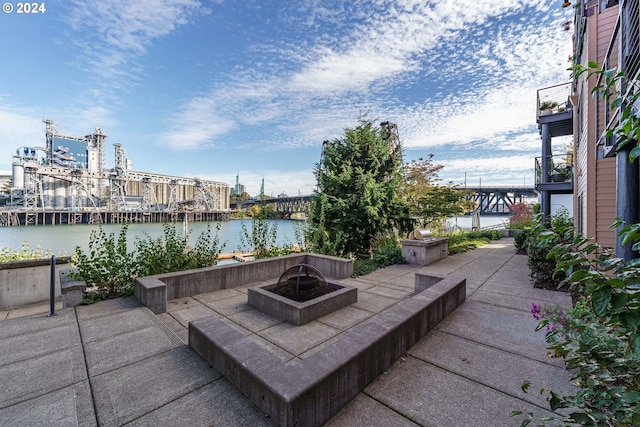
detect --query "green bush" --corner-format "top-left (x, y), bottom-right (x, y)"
top-left (136, 223), bottom-right (224, 276)
top-left (72, 222), bottom-right (224, 301)
top-left (136, 223), bottom-right (192, 276)
top-left (372, 235), bottom-right (403, 266)
top-left (240, 216), bottom-right (280, 259)
top-left (525, 209), bottom-right (573, 288)
top-left (513, 228), bottom-right (530, 253)
top-left (352, 234), bottom-right (403, 277)
top-left (352, 258), bottom-right (379, 277)
top-left (0, 242), bottom-right (53, 262)
top-left (71, 224), bottom-right (137, 299)
top-left (516, 226), bottom-right (640, 426)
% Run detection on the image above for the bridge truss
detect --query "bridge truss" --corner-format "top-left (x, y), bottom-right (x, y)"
top-left (464, 187), bottom-right (537, 216)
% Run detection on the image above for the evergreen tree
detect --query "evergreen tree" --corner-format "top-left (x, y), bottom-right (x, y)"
top-left (308, 119), bottom-right (412, 258)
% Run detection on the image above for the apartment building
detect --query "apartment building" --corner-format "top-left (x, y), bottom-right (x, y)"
top-left (538, 0), bottom-right (639, 259)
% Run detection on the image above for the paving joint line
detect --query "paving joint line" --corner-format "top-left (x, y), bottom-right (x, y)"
top-left (403, 353), bottom-right (560, 416)
top-left (361, 390), bottom-right (424, 427)
top-left (412, 328), bottom-right (568, 370)
top-left (74, 306), bottom-right (100, 426)
top-left (121, 373), bottom-right (225, 426)
top-left (461, 250), bottom-right (516, 300)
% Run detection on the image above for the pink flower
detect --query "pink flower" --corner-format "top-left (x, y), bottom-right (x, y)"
top-left (531, 302), bottom-right (542, 320)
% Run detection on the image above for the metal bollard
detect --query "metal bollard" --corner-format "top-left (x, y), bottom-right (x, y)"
top-left (48, 255), bottom-right (57, 317)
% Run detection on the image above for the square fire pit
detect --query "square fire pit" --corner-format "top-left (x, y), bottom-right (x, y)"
top-left (247, 282), bottom-right (357, 325)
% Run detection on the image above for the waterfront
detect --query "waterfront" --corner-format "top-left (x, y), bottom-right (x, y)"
top-left (0, 215), bottom-right (510, 256)
top-left (0, 220), bottom-right (306, 256)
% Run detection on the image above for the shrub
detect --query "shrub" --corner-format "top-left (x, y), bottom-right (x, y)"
top-left (447, 229), bottom-right (503, 254)
top-left (71, 224), bottom-right (137, 299)
top-left (372, 235), bottom-right (403, 266)
top-left (515, 228), bottom-right (640, 426)
top-left (72, 222), bottom-right (224, 301)
top-left (0, 242), bottom-right (53, 262)
top-left (352, 234), bottom-right (403, 277)
top-left (525, 209), bottom-right (573, 288)
top-left (513, 228), bottom-right (531, 253)
top-left (352, 258), bottom-right (379, 277)
top-left (136, 223), bottom-right (192, 276)
top-left (240, 215), bottom-right (279, 259)
top-left (187, 223), bottom-right (225, 267)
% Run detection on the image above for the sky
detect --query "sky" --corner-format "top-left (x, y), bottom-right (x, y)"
top-left (0, 0), bottom-right (574, 197)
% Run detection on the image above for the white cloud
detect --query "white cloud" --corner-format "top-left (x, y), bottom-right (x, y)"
top-left (65, 0), bottom-right (205, 56)
top-left (0, 106), bottom-right (46, 171)
top-left (54, 0), bottom-right (209, 134)
top-left (162, 96), bottom-right (237, 149)
top-left (437, 154), bottom-right (538, 187)
top-left (160, 0), bottom-right (571, 156)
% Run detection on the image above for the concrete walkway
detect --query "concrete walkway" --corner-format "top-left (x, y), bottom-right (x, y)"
top-left (0, 238), bottom-right (575, 426)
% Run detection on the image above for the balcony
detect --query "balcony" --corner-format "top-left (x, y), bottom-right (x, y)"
top-left (535, 154), bottom-right (573, 193)
top-left (594, 0), bottom-right (640, 157)
top-left (536, 82), bottom-right (574, 137)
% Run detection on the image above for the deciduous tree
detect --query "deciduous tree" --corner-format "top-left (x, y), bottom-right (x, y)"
top-left (403, 155), bottom-right (472, 230)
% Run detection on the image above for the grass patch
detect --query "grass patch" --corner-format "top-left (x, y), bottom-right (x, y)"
top-left (352, 258), bottom-right (379, 277)
top-left (352, 229), bottom-right (504, 277)
top-left (446, 230), bottom-right (503, 254)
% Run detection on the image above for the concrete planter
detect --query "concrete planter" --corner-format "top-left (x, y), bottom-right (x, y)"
top-left (135, 253), bottom-right (354, 314)
top-left (0, 257), bottom-right (71, 310)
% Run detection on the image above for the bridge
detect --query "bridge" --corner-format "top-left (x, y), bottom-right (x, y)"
top-left (463, 186), bottom-right (537, 216)
top-left (229, 186), bottom-right (537, 219)
top-left (230, 195), bottom-right (312, 219)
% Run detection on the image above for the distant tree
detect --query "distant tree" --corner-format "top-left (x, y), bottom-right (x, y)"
top-left (403, 155), bottom-right (473, 230)
top-left (308, 119), bottom-right (412, 258)
top-left (230, 191), bottom-right (251, 202)
top-left (508, 202), bottom-right (533, 229)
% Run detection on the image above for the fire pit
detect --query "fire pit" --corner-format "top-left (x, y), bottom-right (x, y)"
top-left (274, 264), bottom-right (329, 302)
top-left (247, 263), bottom-right (357, 325)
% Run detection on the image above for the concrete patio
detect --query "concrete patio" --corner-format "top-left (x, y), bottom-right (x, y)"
top-left (0, 238), bottom-right (575, 426)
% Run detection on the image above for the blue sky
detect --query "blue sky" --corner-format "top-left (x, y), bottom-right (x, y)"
top-left (0, 0), bottom-right (573, 197)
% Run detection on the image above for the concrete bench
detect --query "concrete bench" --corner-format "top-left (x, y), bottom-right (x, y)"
top-left (189, 273), bottom-right (466, 427)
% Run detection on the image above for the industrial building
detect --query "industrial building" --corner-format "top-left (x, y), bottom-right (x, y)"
top-left (5, 119), bottom-right (229, 225)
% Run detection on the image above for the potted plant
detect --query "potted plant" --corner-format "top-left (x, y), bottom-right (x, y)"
top-left (550, 164), bottom-right (571, 182)
top-left (539, 101), bottom-right (558, 115)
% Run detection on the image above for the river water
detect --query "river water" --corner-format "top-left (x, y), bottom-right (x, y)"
top-left (0, 220), bottom-right (307, 256)
top-left (0, 215), bottom-right (510, 256)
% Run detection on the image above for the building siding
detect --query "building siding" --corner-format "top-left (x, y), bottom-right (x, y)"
top-left (595, 157), bottom-right (617, 249)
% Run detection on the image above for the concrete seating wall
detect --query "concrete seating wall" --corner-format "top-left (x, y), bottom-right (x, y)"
top-left (134, 253), bottom-right (353, 314)
top-left (189, 273), bottom-right (466, 427)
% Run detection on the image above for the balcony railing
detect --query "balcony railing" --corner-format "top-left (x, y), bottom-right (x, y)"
top-left (596, 0), bottom-right (640, 156)
top-left (535, 154), bottom-right (574, 185)
top-left (536, 82), bottom-right (573, 119)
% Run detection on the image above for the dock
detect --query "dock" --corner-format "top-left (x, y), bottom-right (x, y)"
top-left (0, 209), bottom-right (229, 226)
